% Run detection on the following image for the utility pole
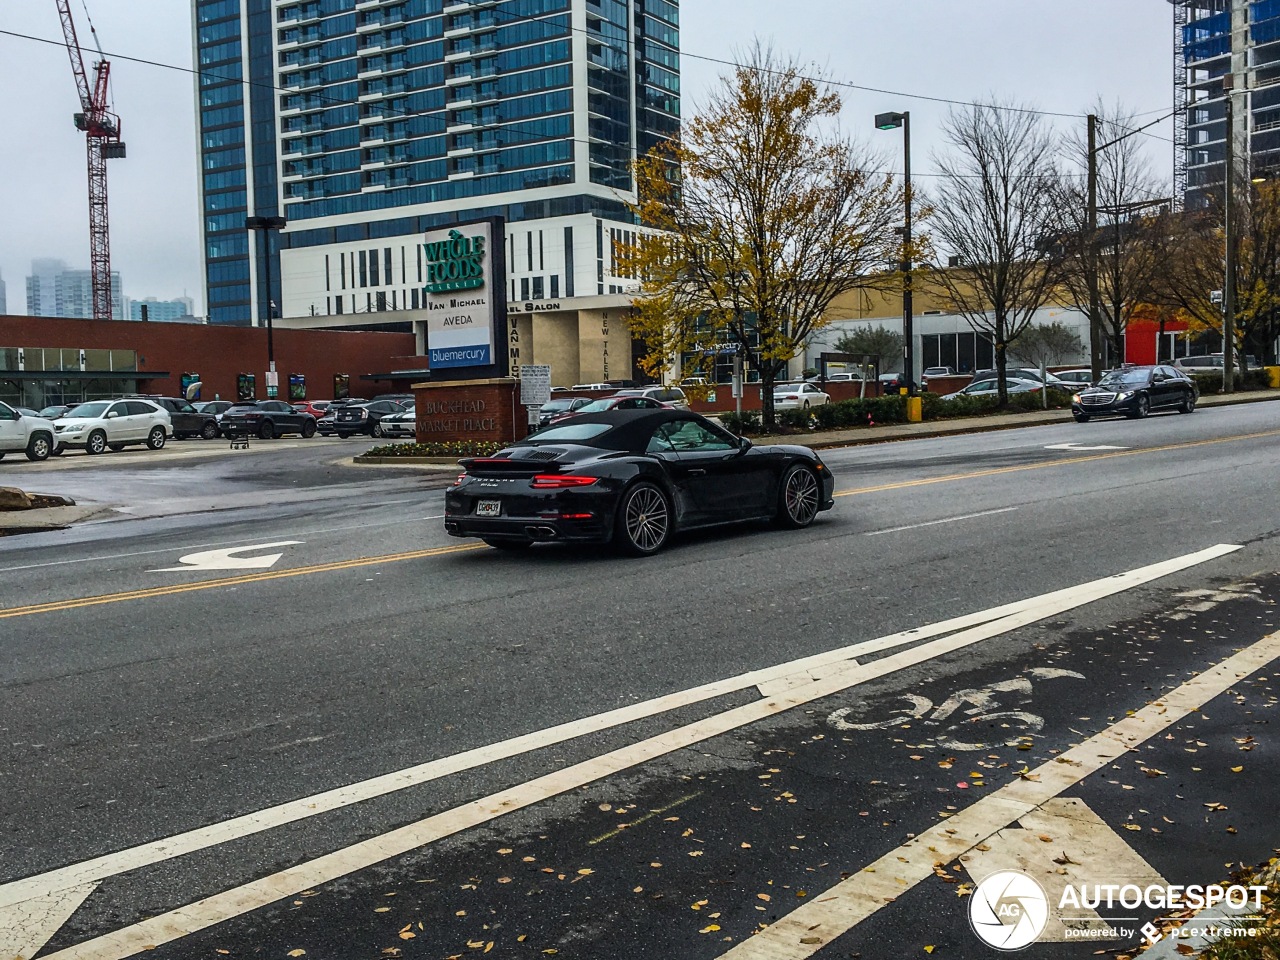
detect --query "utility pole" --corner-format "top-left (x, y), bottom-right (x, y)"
top-left (1223, 77), bottom-right (1237, 392)
top-left (1086, 114), bottom-right (1103, 380)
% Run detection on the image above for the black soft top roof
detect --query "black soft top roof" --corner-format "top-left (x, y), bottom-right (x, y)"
top-left (519, 408), bottom-right (722, 454)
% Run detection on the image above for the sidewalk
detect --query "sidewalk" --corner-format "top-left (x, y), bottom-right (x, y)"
top-left (744, 388), bottom-right (1280, 451)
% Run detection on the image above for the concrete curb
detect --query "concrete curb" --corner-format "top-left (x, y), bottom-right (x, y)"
top-left (352, 455), bottom-right (459, 467)
top-left (748, 389), bottom-right (1280, 451)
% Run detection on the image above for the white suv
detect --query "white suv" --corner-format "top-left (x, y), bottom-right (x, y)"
top-left (54, 399), bottom-right (171, 455)
top-left (0, 401), bottom-right (57, 461)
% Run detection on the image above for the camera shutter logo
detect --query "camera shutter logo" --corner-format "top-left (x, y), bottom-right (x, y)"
top-left (969, 870), bottom-right (1049, 950)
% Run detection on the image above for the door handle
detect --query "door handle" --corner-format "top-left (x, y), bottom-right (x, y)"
top-left (688, 468), bottom-right (707, 476)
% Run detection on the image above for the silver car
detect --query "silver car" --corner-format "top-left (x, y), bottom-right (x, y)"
top-left (377, 405), bottom-right (416, 438)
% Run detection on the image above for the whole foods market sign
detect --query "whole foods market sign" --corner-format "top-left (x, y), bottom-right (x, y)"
top-left (423, 218), bottom-right (508, 375)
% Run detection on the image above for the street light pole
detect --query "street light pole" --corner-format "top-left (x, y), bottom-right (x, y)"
top-left (245, 214), bottom-right (287, 398)
top-left (1223, 78), bottom-right (1237, 393)
top-left (1086, 114), bottom-right (1103, 380)
top-left (876, 111), bottom-right (914, 395)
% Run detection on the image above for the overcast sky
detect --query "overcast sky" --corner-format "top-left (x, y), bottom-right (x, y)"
top-left (0, 1), bottom-right (1175, 316)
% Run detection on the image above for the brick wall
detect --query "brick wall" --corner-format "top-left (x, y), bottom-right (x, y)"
top-left (413, 378), bottom-right (529, 444)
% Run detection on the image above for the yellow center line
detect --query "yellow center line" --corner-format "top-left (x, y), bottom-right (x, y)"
top-left (0, 543), bottom-right (485, 620)
top-left (833, 427), bottom-right (1280, 498)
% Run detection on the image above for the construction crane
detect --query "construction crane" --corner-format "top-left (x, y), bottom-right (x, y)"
top-left (54, 0), bottom-right (125, 322)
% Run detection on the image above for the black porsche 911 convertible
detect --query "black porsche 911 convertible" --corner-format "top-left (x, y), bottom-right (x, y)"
top-left (443, 409), bottom-right (836, 556)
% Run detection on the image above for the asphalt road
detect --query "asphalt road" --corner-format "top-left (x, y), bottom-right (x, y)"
top-left (1, 404), bottom-right (1278, 959)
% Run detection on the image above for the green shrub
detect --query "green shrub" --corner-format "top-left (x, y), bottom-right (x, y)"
top-left (365, 440), bottom-right (505, 458)
top-left (1006, 387), bottom-right (1074, 411)
top-left (718, 410), bottom-right (762, 435)
top-left (1190, 369), bottom-right (1271, 392)
top-left (777, 408), bottom-right (813, 430)
top-left (921, 393), bottom-right (998, 420)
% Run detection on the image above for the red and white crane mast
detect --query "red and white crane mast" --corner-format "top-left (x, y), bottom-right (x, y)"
top-left (54, 0), bottom-right (126, 322)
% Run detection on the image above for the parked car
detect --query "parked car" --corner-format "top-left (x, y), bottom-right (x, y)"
top-left (612, 386), bottom-right (689, 409)
top-left (54, 398), bottom-right (170, 454)
top-left (0, 401), bottom-right (57, 461)
top-left (1071, 365), bottom-right (1198, 422)
top-left (1053, 368), bottom-right (1096, 387)
top-left (536, 396), bottom-right (594, 429)
top-left (316, 410), bottom-right (339, 436)
top-left (15, 407), bottom-right (41, 418)
top-left (570, 383), bottom-right (613, 391)
top-left (818, 372), bottom-right (864, 382)
top-left (941, 377), bottom-right (1043, 401)
top-left (293, 400), bottom-right (331, 420)
top-left (1172, 353), bottom-right (1261, 372)
top-left (220, 400), bottom-right (318, 439)
top-left (128, 395), bottom-right (220, 439)
top-left (973, 368), bottom-right (1076, 393)
top-left (878, 372), bottom-right (909, 393)
top-left (372, 393), bottom-right (415, 405)
top-left (922, 366), bottom-right (957, 378)
top-left (37, 404), bottom-right (73, 420)
top-left (333, 399), bottom-right (407, 437)
top-left (377, 405), bottom-right (416, 438)
top-left (194, 400), bottom-right (234, 417)
top-left (773, 382), bottom-right (830, 409)
top-left (550, 395), bottom-right (668, 424)
top-left (444, 409), bottom-right (836, 555)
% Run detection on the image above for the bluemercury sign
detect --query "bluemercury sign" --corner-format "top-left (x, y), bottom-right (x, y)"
top-left (424, 221), bottom-right (501, 370)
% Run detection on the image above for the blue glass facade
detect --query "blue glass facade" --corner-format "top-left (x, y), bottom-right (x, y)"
top-left (195, 0), bottom-right (678, 323)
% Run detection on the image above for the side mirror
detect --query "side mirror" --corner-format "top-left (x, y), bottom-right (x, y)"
top-left (107, 411), bottom-right (119, 419)
top-left (738, 436), bottom-right (752, 453)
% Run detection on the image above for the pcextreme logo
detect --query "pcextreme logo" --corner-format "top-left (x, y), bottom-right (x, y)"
top-left (969, 871), bottom-right (1050, 950)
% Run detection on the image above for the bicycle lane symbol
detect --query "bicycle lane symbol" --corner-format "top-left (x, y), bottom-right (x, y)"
top-left (826, 667), bottom-right (1086, 751)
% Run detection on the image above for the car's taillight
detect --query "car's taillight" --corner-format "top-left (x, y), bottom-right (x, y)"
top-left (781, 394), bottom-right (798, 401)
top-left (531, 475), bottom-right (598, 489)
top-left (453, 473), bottom-right (467, 486)
top-left (359, 409), bottom-right (369, 419)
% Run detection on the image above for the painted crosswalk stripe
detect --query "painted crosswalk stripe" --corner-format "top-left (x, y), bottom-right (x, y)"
top-left (13, 545), bottom-right (1238, 960)
top-left (713, 626), bottom-right (1280, 959)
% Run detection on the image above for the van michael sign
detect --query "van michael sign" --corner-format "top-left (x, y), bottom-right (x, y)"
top-left (422, 218), bottom-right (508, 376)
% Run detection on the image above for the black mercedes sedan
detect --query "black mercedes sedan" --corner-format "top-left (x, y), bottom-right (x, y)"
top-left (1071, 365), bottom-right (1198, 422)
top-left (444, 409), bottom-right (836, 556)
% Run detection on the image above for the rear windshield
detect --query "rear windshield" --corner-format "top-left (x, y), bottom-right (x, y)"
top-left (524, 422), bottom-right (614, 443)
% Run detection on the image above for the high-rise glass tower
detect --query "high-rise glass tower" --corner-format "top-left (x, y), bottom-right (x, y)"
top-left (1174, 0), bottom-right (1280, 208)
top-left (193, 0), bottom-right (680, 327)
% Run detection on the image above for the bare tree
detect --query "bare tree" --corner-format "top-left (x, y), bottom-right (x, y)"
top-left (1008, 320), bottom-right (1085, 369)
top-left (620, 45), bottom-right (902, 429)
top-left (832, 325), bottom-right (903, 372)
top-left (1057, 104), bottom-right (1169, 368)
top-left (927, 101), bottom-right (1068, 405)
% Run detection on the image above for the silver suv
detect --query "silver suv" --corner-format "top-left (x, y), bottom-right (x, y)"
top-left (613, 386), bottom-right (689, 409)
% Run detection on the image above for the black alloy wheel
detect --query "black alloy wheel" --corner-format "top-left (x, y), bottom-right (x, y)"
top-left (86, 430), bottom-right (107, 455)
top-left (1073, 412), bottom-right (1090, 423)
top-left (301, 419), bottom-right (317, 438)
top-left (108, 443), bottom-right (126, 452)
top-left (258, 420), bottom-right (275, 440)
top-left (1130, 394), bottom-right (1150, 419)
top-left (201, 421), bottom-right (219, 440)
top-left (146, 426), bottom-right (167, 450)
top-left (25, 433), bottom-right (52, 461)
top-left (615, 482), bottom-right (671, 556)
top-left (776, 464), bottom-right (821, 529)
top-left (1179, 392), bottom-right (1196, 414)
top-left (336, 431), bottom-right (351, 439)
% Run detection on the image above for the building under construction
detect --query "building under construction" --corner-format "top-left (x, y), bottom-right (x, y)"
top-left (1174, 0), bottom-right (1280, 207)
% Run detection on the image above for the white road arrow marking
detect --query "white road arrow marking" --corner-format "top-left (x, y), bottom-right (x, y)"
top-left (1, 881), bottom-right (99, 960)
top-left (1045, 442), bottom-right (1129, 451)
top-left (152, 541), bottom-right (303, 572)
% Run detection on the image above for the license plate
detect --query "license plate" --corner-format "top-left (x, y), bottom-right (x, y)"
top-left (476, 500), bottom-right (502, 518)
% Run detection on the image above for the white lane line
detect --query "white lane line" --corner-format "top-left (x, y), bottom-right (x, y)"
top-left (24, 545), bottom-right (1238, 960)
top-left (864, 506), bottom-right (1018, 536)
top-left (714, 626), bottom-right (1280, 960)
top-left (0, 545), bottom-right (1234, 919)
